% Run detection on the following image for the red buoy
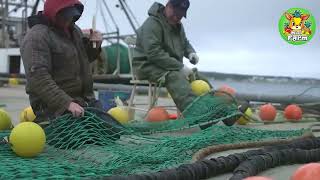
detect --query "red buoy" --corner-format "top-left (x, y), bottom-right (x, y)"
top-left (169, 114), bottom-right (178, 120)
top-left (216, 85), bottom-right (236, 96)
top-left (259, 104), bottom-right (277, 121)
top-left (146, 107), bottom-right (170, 122)
top-left (291, 163), bottom-right (320, 180)
top-left (214, 85), bottom-right (236, 103)
top-left (284, 104), bottom-right (303, 121)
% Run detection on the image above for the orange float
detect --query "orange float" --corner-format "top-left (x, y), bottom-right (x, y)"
top-left (214, 85), bottom-right (236, 103)
top-left (169, 114), bottom-right (178, 120)
top-left (146, 107), bottom-right (170, 122)
top-left (259, 104), bottom-right (277, 121)
top-left (216, 85), bottom-right (236, 96)
top-left (291, 163), bottom-right (320, 180)
top-left (284, 104), bottom-right (303, 121)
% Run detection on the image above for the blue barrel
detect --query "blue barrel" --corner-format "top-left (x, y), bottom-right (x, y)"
top-left (98, 90), bottom-right (131, 111)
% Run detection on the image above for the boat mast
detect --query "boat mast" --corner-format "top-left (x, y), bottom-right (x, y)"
top-left (0, 0), bottom-right (35, 48)
top-left (117, 0), bottom-right (137, 34)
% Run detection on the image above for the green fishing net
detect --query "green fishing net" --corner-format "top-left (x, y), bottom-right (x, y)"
top-left (127, 94), bottom-right (241, 133)
top-left (0, 94), bottom-right (308, 179)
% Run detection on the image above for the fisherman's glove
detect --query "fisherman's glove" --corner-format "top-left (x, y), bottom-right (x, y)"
top-left (188, 53), bottom-right (199, 65)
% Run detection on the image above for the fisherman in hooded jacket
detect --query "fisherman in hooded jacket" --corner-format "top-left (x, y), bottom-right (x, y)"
top-left (21, 0), bottom-right (103, 124)
top-left (133, 0), bottom-right (212, 112)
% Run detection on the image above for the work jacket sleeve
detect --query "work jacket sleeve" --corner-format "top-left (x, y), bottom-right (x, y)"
top-left (142, 19), bottom-right (184, 71)
top-left (20, 29), bottom-right (73, 116)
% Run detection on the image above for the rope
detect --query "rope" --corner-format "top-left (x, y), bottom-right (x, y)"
top-left (150, 71), bottom-right (169, 108)
top-left (192, 132), bottom-right (313, 162)
top-left (192, 123), bottom-right (320, 161)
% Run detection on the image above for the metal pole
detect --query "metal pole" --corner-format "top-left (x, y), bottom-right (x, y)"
top-left (0, 0), bottom-right (4, 48)
top-left (23, 0), bottom-right (28, 33)
top-left (3, 1), bottom-right (32, 7)
top-left (122, 0), bottom-right (140, 27)
top-left (112, 27), bottom-right (121, 76)
top-left (116, 28), bottom-right (120, 75)
top-left (31, 0), bottom-right (40, 16)
top-left (101, 0), bottom-right (119, 31)
top-left (3, 0), bottom-right (8, 48)
top-left (118, 0), bottom-right (137, 34)
top-left (99, 3), bottom-right (109, 34)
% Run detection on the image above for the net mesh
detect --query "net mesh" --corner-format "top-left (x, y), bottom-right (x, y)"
top-left (0, 94), bottom-right (308, 179)
top-left (127, 94), bottom-right (241, 133)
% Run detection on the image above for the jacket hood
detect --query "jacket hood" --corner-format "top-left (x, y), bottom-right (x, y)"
top-left (147, 2), bottom-right (182, 31)
top-left (27, 12), bottom-right (49, 28)
top-left (43, 0), bottom-right (83, 23)
top-left (148, 2), bottom-right (165, 18)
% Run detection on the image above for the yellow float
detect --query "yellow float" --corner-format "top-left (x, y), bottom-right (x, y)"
top-left (9, 122), bottom-right (46, 158)
top-left (190, 80), bottom-right (211, 96)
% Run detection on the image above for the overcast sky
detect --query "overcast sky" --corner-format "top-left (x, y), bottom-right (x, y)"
top-left (39, 0), bottom-right (320, 78)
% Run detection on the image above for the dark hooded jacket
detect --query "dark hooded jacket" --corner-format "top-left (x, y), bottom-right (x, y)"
top-left (20, 0), bottom-right (100, 121)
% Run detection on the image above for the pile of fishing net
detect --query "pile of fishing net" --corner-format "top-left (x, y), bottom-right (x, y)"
top-left (128, 94), bottom-right (241, 133)
top-left (0, 94), bottom-right (315, 179)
